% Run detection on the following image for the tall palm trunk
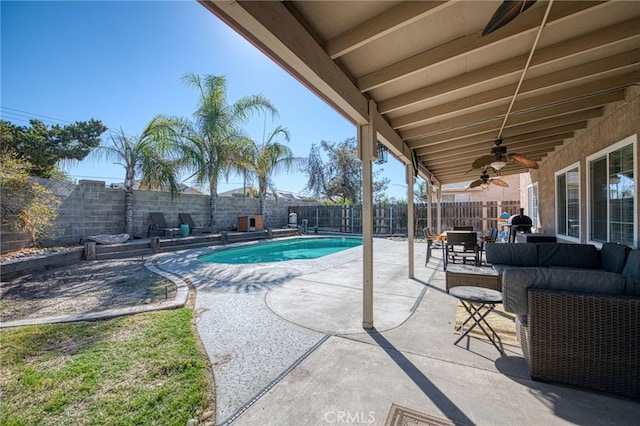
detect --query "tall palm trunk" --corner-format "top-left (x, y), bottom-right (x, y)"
top-left (123, 168), bottom-right (135, 236)
top-left (124, 189), bottom-right (134, 236)
top-left (209, 177), bottom-right (218, 231)
top-left (259, 177), bottom-right (267, 224)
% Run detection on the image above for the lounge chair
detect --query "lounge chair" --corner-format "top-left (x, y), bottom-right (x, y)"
top-left (148, 212), bottom-right (181, 237)
top-left (179, 213), bottom-right (212, 235)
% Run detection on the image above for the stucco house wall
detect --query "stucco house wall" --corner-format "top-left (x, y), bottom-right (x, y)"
top-left (531, 85), bottom-right (639, 246)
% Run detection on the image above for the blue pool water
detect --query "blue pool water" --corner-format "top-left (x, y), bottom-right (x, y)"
top-left (199, 237), bottom-right (362, 264)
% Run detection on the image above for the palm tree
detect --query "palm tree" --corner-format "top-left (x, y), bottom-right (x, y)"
top-left (414, 180), bottom-right (428, 204)
top-left (160, 73), bottom-right (278, 230)
top-left (92, 118), bottom-right (181, 237)
top-left (238, 125), bottom-right (305, 223)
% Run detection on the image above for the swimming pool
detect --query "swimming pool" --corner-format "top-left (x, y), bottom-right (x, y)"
top-left (199, 237), bottom-right (362, 264)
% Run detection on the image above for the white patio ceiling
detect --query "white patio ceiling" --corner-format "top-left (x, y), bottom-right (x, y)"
top-left (200, 0), bottom-right (640, 185)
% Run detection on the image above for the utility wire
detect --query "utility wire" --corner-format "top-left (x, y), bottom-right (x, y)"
top-left (1, 105), bottom-right (138, 139)
top-left (1, 106), bottom-right (75, 125)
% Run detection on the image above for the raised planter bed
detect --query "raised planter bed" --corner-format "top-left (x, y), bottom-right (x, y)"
top-left (1, 248), bottom-right (84, 280)
top-left (2, 228), bottom-right (303, 279)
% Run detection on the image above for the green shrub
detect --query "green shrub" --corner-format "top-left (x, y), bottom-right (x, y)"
top-left (0, 153), bottom-right (59, 245)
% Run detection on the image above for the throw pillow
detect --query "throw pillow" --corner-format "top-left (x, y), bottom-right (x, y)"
top-left (621, 249), bottom-right (640, 278)
top-left (601, 242), bottom-right (631, 273)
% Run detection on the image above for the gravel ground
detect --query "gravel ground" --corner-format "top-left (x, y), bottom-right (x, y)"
top-left (0, 258), bottom-right (177, 322)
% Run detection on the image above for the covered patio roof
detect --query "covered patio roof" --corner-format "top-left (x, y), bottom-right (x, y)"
top-left (200, 0), bottom-right (639, 186)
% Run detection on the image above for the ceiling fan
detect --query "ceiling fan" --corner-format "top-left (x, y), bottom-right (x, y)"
top-left (468, 168), bottom-right (509, 190)
top-left (482, 0), bottom-right (537, 36)
top-left (472, 1), bottom-right (550, 174)
top-left (471, 139), bottom-right (539, 171)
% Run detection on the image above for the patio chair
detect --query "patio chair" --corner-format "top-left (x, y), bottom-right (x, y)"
top-left (453, 226), bottom-right (474, 231)
top-left (423, 227), bottom-right (439, 265)
top-left (479, 228), bottom-right (498, 265)
top-left (444, 231), bottom-right (480, 270)
top-left (485, 227), bottom-right (499, 243)
top-left (148, 212), bottom-right (181, 238)
top-left (179, 213), bottom-right (212, 235)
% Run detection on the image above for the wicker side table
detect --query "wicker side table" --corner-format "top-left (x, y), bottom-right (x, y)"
top-left (445, 264), bottom-right (501, 292)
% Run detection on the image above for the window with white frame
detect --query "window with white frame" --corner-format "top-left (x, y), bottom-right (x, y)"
top-left (588, 135), bottom-right (636, 247)
top-left (441, 194), bottom-right (471, 203)
top-left (527, 182), bottom-right (539, 231)
top-left (556, 164), bottom-right (580, 239)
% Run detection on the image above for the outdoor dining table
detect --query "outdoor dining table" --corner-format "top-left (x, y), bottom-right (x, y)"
top-left (437, 230), bottom-right (485, 265)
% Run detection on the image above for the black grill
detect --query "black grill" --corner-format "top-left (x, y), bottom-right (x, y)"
top-left (508, 208), bottom-right (532, 242)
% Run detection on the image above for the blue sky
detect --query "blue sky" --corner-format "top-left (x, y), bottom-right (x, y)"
top-left (2, 0), bottom-right (410, 199)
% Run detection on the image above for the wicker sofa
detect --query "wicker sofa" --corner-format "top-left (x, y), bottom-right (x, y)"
top-left (485, 242), bottom-right (640, 399)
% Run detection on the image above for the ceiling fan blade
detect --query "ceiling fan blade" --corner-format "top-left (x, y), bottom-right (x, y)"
top-left (509, 153), bottom-right (539, 169)
top-left (491, 178), bottom-right (509, 188)
top-left (482, 0), bottom-right (537, 36)
top-left (468, 179), bottom-right (483, 189)
top-left (471, 155), bottom-right (495, 169)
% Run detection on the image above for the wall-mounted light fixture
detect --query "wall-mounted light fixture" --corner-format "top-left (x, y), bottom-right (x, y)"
top-left (375, 143), bottom-right (388, 165)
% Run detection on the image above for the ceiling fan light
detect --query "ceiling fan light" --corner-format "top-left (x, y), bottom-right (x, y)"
top-left (491, 160), bottom-right (507, 170)
top-left (480, 182), bottom-right (490, 189)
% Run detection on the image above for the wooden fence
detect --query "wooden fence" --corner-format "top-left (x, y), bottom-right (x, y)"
top-left (290, 200), bottom-right (521, 236)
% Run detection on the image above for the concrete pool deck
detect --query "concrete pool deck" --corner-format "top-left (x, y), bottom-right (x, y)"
top-left (154, 237), bottom-right (639, 425)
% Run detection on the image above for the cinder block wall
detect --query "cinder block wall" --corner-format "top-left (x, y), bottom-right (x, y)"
top-left (33, 178), bottom-right (126, 245)
top-left (31, 179), bottom-right (316, 245)
top-left (132, 190), bottom-right (211, 238)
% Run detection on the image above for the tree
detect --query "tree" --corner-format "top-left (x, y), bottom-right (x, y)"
top-left (90, 118), bottom-right (181, 237)
top-left (306, 138), bottom-right (360, 203)
top-left (156, 74), bottom-right (278, 229)
top-left (0, 153), bottom-right (59, 245)
top-left (238, 125), bottom-right (306, 222)
top-left (414, 180), bottom-right (428, 204)
top-left (373, 170), bottom-right (390, 204)
top-left (1, 119), bottom-right (107, 178)
top-left (305, 137), bottom-right (389, 204)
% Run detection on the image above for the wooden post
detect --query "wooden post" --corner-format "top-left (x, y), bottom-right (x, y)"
top-left (360, 100), bottom-right (377, 329)
top-left (436, 184), bottom-right (442, 233)
top-left (406, 165), bottom-right (415, 278)
top-left (151, 237), bottom-right (160, 253)
top-left (84, 242), bottom-right (96, 260)
top-left (483, 202), bottom-right (489, 234)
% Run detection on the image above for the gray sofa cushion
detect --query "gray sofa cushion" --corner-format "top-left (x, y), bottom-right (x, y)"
top-left (502, 267), bottom-right (626, 315)
top-left (491, 264), bottom-right (537, 275)
top-left (622, 249), bottom-right (640, 278)
top-left (601, 242), bottom-right (631, 273)
top-left (537, 243), bottom-right (601, 269)
top-left (485, 243), bottom-right (537, 266)
top-left (622, 250), bottom-right (640, 296)
top-left (625, 277), bottom-right (640, 297)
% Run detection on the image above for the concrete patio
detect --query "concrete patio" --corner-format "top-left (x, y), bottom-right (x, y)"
top-left (154, 238), bottom-right (638, 425)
